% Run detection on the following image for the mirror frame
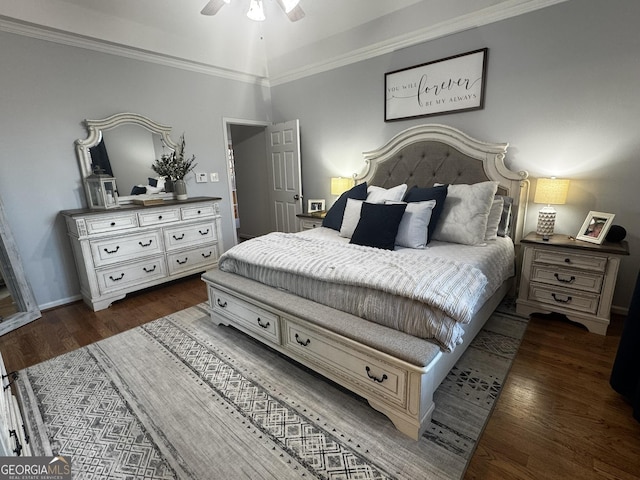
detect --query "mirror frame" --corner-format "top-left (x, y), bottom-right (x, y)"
top-left (0, 194), bottom-right (41, 336)
top-left (75, 112), bottom-right (179, 205)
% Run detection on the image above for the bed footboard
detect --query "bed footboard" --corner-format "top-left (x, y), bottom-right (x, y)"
top-left (202, 268), bottom-right (443, 440)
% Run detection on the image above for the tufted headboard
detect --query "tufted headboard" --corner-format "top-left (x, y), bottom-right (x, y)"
top-left (355, 124), bottom-right (530, 242)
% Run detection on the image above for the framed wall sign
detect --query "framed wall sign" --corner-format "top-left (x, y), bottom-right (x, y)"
top-left (385, 48), bottom-right (488, 122)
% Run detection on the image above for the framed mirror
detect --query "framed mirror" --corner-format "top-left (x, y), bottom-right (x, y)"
top-left (0, 194), bottom-right (41, 336)
top-left (75, 112), bottom-right (179, 205)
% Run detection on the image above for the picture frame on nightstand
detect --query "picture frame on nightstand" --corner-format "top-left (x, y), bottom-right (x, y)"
top-left (576, 211), bottom-right (615, 244)
top-left (308, 199), bottom-right (325, 213)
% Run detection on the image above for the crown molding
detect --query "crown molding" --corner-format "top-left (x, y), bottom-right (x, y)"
top-left (1, 0), bottom-right (566, 88)
top-left (0, 16), bottom-right (270, 87)
top-left (268, 0), bottom-right (568, 86)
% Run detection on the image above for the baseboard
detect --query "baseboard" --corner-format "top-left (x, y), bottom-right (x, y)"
top-left (38, 294), bottom-right (82, 312)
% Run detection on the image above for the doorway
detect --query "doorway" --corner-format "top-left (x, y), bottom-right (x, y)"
top-left (223, 118), bottom-right (303, 246)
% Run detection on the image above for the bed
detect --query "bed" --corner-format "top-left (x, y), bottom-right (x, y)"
top-left (202, 124), bottom-right (529, 439)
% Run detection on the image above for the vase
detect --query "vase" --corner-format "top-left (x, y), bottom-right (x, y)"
top-left (164, 179), bottom-right (174, 193)
top-left (174, 179), bottom-right (188, 200)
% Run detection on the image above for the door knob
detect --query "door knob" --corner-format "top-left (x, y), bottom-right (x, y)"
top-left (293, 194), bottom-right (300, 200)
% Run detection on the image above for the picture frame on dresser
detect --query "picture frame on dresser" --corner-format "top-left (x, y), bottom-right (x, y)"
top-left (577, 211), bottom-right (615, 244)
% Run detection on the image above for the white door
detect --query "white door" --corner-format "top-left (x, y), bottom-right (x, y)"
top-left (266, 120), bottom-right (302, 233)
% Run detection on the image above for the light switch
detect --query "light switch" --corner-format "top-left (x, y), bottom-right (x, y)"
top-left (210, 172), bottom-right (219, 182)
top-left (196, 172), bottom-right (208, 183)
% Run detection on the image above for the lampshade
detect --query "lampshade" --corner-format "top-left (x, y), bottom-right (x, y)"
top-left (534, 178), bottom-right (570, 205)
top-left (330, 177), bottom-right (353, 196)
top-left (534, 178), bottom-right (570, 239)
top-left (247, 0), bottom-right (265, 21)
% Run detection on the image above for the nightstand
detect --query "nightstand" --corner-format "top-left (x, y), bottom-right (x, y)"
top-left (516, 232), bottom-right (629, 334)
top-left (297, 213), bottom-right (324, 231)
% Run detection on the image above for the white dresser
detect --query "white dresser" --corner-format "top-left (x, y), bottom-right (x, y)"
top-left (62, 197), bottom-right (223, 311)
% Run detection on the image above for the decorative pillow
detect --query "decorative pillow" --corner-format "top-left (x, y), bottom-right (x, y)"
top-left (388, 200), bottom-right (437, 249)
top-left (432, 181), bottom-right (499, 245)
top-left (402, 184), bottom-right (448, 244)
top-left (484, 196), bottom-right (504, 241)
top-left (339, 198), bottom-right (364, 238)
top-left (366, 184), bottom-right (407, 204)
top-left (322, 182), bottom-right (368, 231)
top-left (130, 185), bottom-right (147, 195)
top-left (350, 202), bottom-right (407, 250)
top-left (497, 196), bottom-right (514, 237)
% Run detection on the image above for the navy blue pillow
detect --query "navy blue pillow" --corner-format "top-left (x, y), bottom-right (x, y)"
top-left (350, 202), bottom-right (407, 250)
top-left (148, 177), bottom-right (158, 187)
top-left (322, 182), bottom-right (368, 231)
top-left (403, 185), bottom-right (448, 243)
top-left (130, 185), bottom-right (147, 195)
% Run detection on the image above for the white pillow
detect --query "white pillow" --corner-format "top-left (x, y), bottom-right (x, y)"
top-left (432, 181), bottom-right (499, 245)
top-left (366, 184), bottom-right (407, 204)
top-left (389, 200), bottom-right (437, 249)
top-left (484, 196), bottom-right (504, 241)
top-left (339, 198), bottom-right (364, 238)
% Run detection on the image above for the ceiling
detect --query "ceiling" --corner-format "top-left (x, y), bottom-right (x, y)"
top-left (0, 0), bottom-right (565, 85)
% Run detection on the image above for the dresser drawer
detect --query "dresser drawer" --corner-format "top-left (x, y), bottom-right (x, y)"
top-left (138, 208), bottom-right (181, 226)
top-left (209, 287), bottom-right (280, 344)
top-left (283, 320), bottom-right (407, 407)
top-left (299, 219), bottom-right (321, 230)
top-left (528, 283), bottom-right (600, 314)
top-left (164, 222), bottom-right (217, 251)
top-left (530, 265), bottom-right (603, 294)
top-left (85, 213), bottom-right (138, 234)
top-left (181, 204), bottom-right (216, 221)
top-left (167, 244), bottom-right (219, 275)
top-left (90, 231), bottom-right (164, 267)
top-left (96, 256), bottom-right (167, 294)
top-left (533, 249), bottom-right (607, 273)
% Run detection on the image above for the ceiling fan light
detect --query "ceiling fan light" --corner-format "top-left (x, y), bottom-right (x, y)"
top-left (247, 0), bottom-right (266, 21)
top-left (280, 0), bottom-right (300, 13)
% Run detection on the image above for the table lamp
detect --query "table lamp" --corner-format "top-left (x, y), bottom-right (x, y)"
top-left (330, 177), bottom-right (354, 196)
top-left (533, 177), bottom-right (570, 240)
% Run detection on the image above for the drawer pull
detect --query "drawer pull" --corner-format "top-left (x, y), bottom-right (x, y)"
top-left (554, 273), bottom-right (575, 284)
top-left (197, 210), bottom-right (202, 214)
top-left (104, 246), bottom-right (120, 254)
top-left (109, 273), bottom-right (125, 282)
top-left (295, 333), bottom-right (311, 346)
top-left (158, 215), bottom-right (163, 220)
top-left (365, 366), bottom-right (388, 383)
top-left (9, 429), bottom-right (22, 456)
top-left (139, 240), bottom-right (153, 247)
top-left (257, 318), bottom-right (270, 329)
top-left (199, 229), bottom-right (210, 235)
top-left (551, 293), bottom-right (572, 303)
top-left (143, 265), bottom-right (157, 273)
top-left (202, 251), bottom-right (212, 258)
top-left (176, 258), bottom-right (188, 265)
top-left (564, 258), bottom-right (572, 264)
top-left (217, 298), bottom-right (227, 308)
top-left (173, 233), bottom-right (185, 240)
top-left (110, 222), bottom-right (116, 227)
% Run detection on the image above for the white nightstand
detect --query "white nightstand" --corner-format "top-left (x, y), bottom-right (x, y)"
top-left (297, 213), bottom-right (324, 231)
top-left (516, 232), bottom-right (629, 335)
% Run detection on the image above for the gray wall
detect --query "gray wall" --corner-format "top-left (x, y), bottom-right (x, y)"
top-left (271, 0), bottom-right (640, 310)
top-left (0, 30), bottom-right (271, 308)
top-left (2, 0), bottom-right (639, 312)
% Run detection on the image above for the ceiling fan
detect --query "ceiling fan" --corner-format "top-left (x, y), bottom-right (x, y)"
top-left (201, 0), bottom-right (305, 22)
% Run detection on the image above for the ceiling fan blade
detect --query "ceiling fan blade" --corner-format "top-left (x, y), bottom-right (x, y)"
top-left (200, 0), bottom-right (226, 16)
top-left (286, 4), bottom-right (305, 22)
top-left (275, 0), bottom-right (305, 22)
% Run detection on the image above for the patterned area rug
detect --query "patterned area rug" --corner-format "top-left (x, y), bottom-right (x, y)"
top-left (16, 301), bottom-right (527, 479)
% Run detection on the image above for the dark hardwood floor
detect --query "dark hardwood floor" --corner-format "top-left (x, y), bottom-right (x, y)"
top-left (1, 276), bottom-right (639, 479)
